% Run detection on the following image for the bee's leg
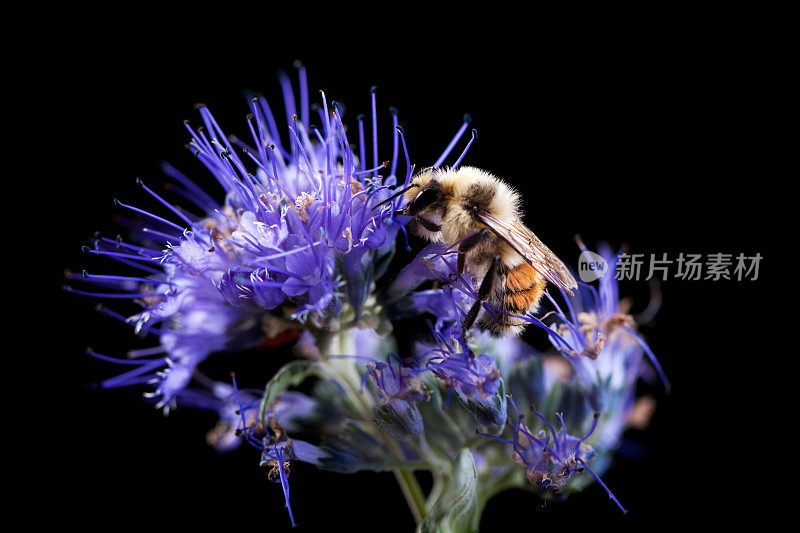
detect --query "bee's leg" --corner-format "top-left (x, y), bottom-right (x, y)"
top-left (415, 217), bottom-right (441, 232)
top-left (449, 229), bottom-right (490, 283)
top-left (462, 254), bottom-right (499, 335)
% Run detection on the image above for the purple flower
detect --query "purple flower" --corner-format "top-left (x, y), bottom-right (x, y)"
top-left (387, 242), bottom-right (456, 299)
top-left (481, 397), bottom-right (626, 513)
top-left (364, 355), bottom-right (430, 414)
top-left (533, 243), bottom-right (668, 450)
top-left (544, 243), bottom-right (668, 387)
top-left (173, 377), bottom-right (262, 451)
top-left (425, 339), bottom-right (501, 401)
top-left (224, 374), bottom-right (333, 527)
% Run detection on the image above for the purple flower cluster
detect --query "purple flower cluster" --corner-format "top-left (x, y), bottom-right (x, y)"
top-left (382, 235), bottom-right (664, 509)
top-left (69, 66), bottom-right (665, 527)
top-left (539, 243), bottom-right (668, 450)
top-left (481, 397), bottom-right (626, 512)
top-left (69, 66), bottom-right (407, 412)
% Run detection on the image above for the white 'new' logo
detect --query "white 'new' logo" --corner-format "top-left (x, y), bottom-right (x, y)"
top-left (578, 251), bottom-right (608, 282)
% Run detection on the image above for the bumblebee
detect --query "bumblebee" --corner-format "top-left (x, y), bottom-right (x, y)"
top-left (386, 166), bottom-right (577, 336)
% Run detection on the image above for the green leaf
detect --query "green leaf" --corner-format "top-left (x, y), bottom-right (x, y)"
top-left (419, 448), bottom-right (479, 533)
top-left (258, 360), bottom-right (320, 421)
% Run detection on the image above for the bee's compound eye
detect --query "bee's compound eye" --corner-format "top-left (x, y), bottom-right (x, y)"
top-left (408, 186), bottom-right (441, 215)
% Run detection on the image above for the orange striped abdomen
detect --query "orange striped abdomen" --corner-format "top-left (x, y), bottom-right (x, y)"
top-left (504, 262), bottom-right (546, 314)
top-left (478, 262), bottom-right (546, 336)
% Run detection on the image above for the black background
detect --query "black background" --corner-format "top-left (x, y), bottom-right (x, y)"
top-left (34, 14), bottom-right (782, 532)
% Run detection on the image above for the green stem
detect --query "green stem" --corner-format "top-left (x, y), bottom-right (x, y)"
top-left (426, 471), bottom-right (445, 511)
top-left (394, 469), bottom-right (427, 524)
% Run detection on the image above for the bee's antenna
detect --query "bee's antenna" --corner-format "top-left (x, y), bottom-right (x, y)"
top-left (372, 183), bottom-right (419, 211)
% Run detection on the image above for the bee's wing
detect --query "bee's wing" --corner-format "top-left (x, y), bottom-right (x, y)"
top-left (477, 211), bottom-right (578, 295)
